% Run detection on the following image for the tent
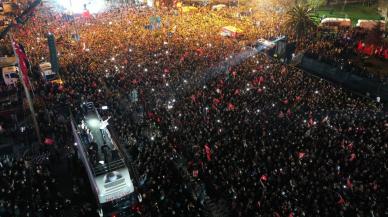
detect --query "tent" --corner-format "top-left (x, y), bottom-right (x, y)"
top-left (356, 20), bottom-right (386, 31)
top-left (320, 18), bottom-right (351, 28)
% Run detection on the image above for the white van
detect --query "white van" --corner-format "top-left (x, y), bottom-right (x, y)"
top-left (39, 62), bottom-right (62, 84)
top-left (2, 66), bottom-right (19, 86)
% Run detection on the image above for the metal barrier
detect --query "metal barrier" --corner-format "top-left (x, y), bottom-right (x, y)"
top-left (299, 56), bottom-right (388, 103)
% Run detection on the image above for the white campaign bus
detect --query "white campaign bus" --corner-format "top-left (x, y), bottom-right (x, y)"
top-left (70, 102), bottom-right (138, 217)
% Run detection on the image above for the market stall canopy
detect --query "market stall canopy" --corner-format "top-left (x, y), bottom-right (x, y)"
top-left (356, 20), bottom-right (386, 31)
top-left (320, 18), bottom-right (351, 28)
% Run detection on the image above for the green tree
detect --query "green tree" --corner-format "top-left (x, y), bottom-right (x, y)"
top-left (284, 4), bottom-right (317, 40)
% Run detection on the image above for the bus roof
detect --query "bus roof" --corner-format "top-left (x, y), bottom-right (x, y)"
top-left (2, 66), bottom-right (18, 73)
top-left (71, 102), bottom-right (135, 204)
top-left (0, 56), bottom-right (17, 68)
top-left (78, 102), bottom-right (127, 175)
top-left (39, 62), bottom-right (52, 71)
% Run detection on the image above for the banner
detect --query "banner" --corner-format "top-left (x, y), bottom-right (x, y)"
top-left (12, 41), bottom-right (31, 89)
top-left (47, 33), bottom-right (59, 73)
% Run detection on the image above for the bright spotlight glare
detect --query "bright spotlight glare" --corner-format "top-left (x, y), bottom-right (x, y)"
top-left (87, 118), bottom-right (100, 129)
top-left (56, 0), bottom-right (106, 14)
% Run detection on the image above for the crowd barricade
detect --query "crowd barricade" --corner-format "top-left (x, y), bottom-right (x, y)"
top-left (299, 55), bottom-right (388, 102)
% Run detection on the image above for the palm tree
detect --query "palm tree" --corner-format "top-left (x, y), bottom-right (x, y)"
top-left (284, 4), bottom-right (317, 40)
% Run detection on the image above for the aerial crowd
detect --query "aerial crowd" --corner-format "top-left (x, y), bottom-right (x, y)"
top-left (0, 2), bottom-right (387, 217)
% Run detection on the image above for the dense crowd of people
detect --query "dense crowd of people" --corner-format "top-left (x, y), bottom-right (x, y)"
top-left (0, 152), bottom-right (67, 217)
top-left (0, 0), bottom-right (36, 30)
top-left (302, 27), bottom-right (388, 80)
top-left (0, 1), bottom-right (387, 217)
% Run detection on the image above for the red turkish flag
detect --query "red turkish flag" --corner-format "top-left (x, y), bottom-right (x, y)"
top-left (232, 71), bottom-right (237, 79)
top-left (44, 137), bottom-right (55, 145)
top-left (191, 95), bottom-right (196, 103)
top-left (258, 76), bottom-right (264, 85)
top-left (82, 10), bottom-right (91, 18)
top-left (204, 144), bottom-right (211, 161)
top-left (349, 153), bottom-right (356, 161)
top-left (13, 42), bottom-right (31, 89)
top-left (196, 48), bottom-right (204, 56)
top-left (193, 169), bottom-right (198, 177)
top-left (213, 98), bottom-right (221, 105)
top-left (346, 178), bottom-right (353, 189)
top-left (357, 41), bottom-right (363, 51)
top-left (384, 49), bottom-right (388, 59)
top-left (286, 108), bottom-right (292, 117)
top-left (337, 194), bottom-right (345, 205)
top-left (227, 103), bottom-right (235, 111)
top-left (307, 117), bottom-right (314, 128)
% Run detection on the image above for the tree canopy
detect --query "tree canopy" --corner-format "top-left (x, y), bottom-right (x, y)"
top-left (285, 4), bottom-right (317, 39)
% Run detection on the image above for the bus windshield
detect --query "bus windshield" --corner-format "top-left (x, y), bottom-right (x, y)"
top-left (9, 73), bottom-right (18, 78)
top-left (45, 73), bottom-right (57, 81)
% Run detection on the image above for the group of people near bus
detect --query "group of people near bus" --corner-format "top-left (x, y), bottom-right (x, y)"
top-left (0, 2), bottom-right (387, 217)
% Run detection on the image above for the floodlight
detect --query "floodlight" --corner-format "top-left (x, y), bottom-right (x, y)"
top-left (56, 0), bottom-right (106, 14)
top-left (87, 118), bottom-right (100, 129)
